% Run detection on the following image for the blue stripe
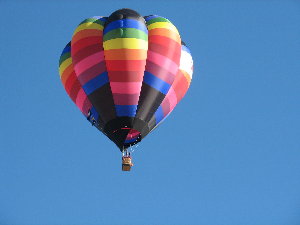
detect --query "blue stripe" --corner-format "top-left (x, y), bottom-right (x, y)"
top-left (156, 113), bottom-right (170, 127)
top-left (182, 45), bottom-right (191, 55)
top-left (155, 106), bottom-right (164, 124)
top-left (143, 71), bottom-right (171, 95)
top-left (104, 19), bottom-right (148, 34)
top-left (145, 15), bottom-right (160, 22)
top-left (99, 17), bottom-right (107, 22)
top-left (62, 45), bottom-right (71, 54)
top-left (124, 137), bottom-right (138, 144)
top-left (91, 16), bottom-right (107, 22)
top-left (83, 72), bottom-right (109, 95)
top-left (115, 105), bottom-right (137, 117)
top-left (90, 106), bottom-right (99, 121)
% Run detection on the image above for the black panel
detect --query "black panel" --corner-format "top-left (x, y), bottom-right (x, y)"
top-left (105, 8), bottom-right (146, 25)
top-left (104, 117), bottom-right (135, 134)
top-left (148, 116), bottom-right (157, 131)
top-left (135, 83), bottom-right (166, 122)
top-left (88, 83), bottom-right (116, 125)
top-left (144, 15), bottom-right (154, 20)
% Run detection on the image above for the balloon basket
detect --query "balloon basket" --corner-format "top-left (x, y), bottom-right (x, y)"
top-left (122, 156), bottom-right (133, 171)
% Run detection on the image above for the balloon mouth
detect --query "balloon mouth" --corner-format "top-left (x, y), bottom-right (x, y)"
top-left (112, 128), bottom-right (141, 149)
top-left (103, 117), bottom-right (149, 151)
top-left (124, 128), bottom-right (141, 145)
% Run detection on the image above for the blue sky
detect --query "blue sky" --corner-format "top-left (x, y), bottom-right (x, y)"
top-left (1, 1), bottom-right (300, 225)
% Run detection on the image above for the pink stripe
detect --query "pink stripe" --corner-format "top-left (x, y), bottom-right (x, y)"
top-left (126, 134), bottom-right (139, 140)
top-left (82, 98), bottom-right (92, 116)
top-left (110, 82), bottom-right (142, 94)
top-left (74, 51), bottom-right (104, 76)
top-left (77, 61), bottom-right (106, 85)
top-left (165, 87), bottom-right (178, 115)
top-left (145, 61), bottom-right (175, 85)
top-left (126, 129), bottom-right (140, 140)
top-left (75, 89), bottom-right (87, 113)
top-left (147, 51), bottom-right (179, 76)
top-left (161, 98), bottom-right (171, 116)
top-left (129, 129), bottom-right (140, 136)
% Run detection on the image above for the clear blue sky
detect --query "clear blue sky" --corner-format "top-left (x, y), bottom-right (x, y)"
top-left (1, 1), bottom-right (300, 225)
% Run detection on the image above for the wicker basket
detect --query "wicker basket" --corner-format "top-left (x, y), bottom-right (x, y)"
top-left (122, 157), bottom-right (132, 171)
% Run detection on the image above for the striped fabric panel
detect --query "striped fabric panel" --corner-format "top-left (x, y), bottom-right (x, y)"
top-left (145, 16), bottom-right (181, 84)
top-left (124, 129), bottom-right (141, 144)
top-left (103, 18), bottom-right (148, 117)
top-left (135, 16), bottom-right (181, 122)
top-left (59, 43), bottom-right (92, 117)
top-left (71, 17), bottom-right (116, 123)
top-left (71, 17), bottom-right (106, 85)
top-left (151, 44), bottom-right (194, 127)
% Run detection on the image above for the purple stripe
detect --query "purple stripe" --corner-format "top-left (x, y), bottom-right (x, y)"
top-left (77, 61), bottom-right (106, 85)
top-left (113, 93), bottom-right (140, 105)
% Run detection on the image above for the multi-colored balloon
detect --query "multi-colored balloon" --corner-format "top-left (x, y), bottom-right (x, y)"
top-left (59, 8), bottom-right (193, 151)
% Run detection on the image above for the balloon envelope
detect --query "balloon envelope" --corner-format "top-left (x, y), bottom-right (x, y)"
top-left (59, 9), bottom-right (193, 150)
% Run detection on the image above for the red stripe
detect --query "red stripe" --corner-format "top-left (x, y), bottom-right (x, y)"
top-left (65, 74), bottom-right (81, 103)
top-left (69, 79), bottom-right (81, 102)
top-left (148, 42), bottom-right (181, 63)
top-left (64, 73), bottom-right (77, 96)
top-left (172, 70), bottom-right (189, 101)
top-left (72, 44), bottom-right (101, 66)
top-left (108, 71), bottom-right (144, 82)
top-left (61, 69), bottom-right (76, 86)
top-left (72, 29), bottom-right (102, 44)
top-left (71, 36), bottom-right (103, 56)
top-left (105, 60), bottom-right (146, 71)
top-left (149, 35), bottom-right (181, 61)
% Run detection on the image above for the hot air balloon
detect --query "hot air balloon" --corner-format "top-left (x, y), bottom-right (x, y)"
top-left (58, 9), bottom-right (193, 171)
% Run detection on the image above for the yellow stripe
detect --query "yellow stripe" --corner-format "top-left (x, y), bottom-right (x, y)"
top-left (74, 23), bottom-right (104, 35)
top-left (103, 38), bottom-right (148, 50)
top-left (59, 58), bottom-right (72, 77)
top-left (147, 22), bottom-right (179, 34)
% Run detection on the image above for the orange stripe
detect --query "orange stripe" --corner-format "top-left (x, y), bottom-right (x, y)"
top-left (61, 65), bottom-right (75, 85)
top-left (72, 29), bottom-right (102, 44)
top-left (104, 49), bottom-right (147, 60)
top-left (149, 35), bottom-right (181, 52)
top-left (149, 28), bottom-right (181, 44)
top-left (181, 70), bottom-right (191, 84)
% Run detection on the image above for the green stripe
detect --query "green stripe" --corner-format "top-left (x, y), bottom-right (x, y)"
top-left (79, 18), bottom-right (105, 26)
top-left (103, 28), bottom-right (148, 41)
top-left (59, 52), bottom-right (71, 66)
top-left (146, 17), bottom-right (171, 25)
